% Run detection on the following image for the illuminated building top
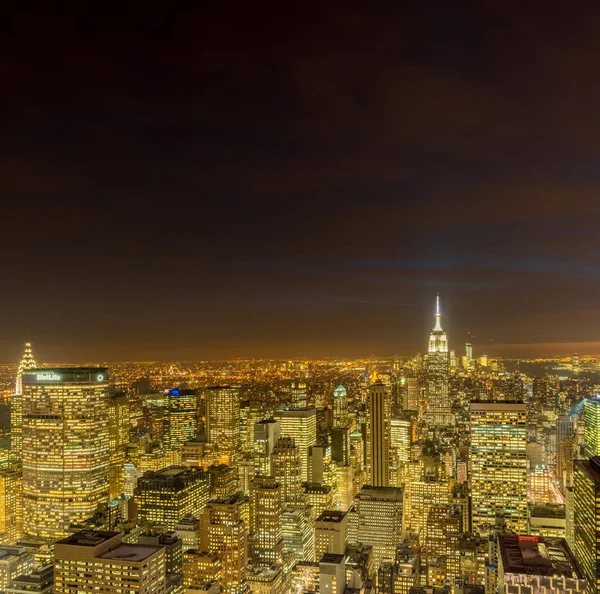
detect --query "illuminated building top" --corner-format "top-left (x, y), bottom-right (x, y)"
top-left (428, 295), bottom-right (448, 353)
top-left (15, 342), bottom-right (37, 396)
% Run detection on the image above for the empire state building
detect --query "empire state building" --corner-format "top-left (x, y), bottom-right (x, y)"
top-left (425, 296), bottom-right (453, 427)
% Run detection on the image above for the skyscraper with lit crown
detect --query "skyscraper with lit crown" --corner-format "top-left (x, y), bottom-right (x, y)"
top-left (425, 296), bottom-right (453, 427)
top-left (10, 342), bottom-right (37, 463)
top-left (333, 385), bottom-right (348, 428)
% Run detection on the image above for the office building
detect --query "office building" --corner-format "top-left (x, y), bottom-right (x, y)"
top-left (367, 382), bottom-right (391, 487)
top-left (253, 420), bottom-right (280, 477)
top-left (139, 531), bottom-right (183, 574)
top-left (22, 368), bottom-right (110, 540)
top-left (527, 503), bottom-right (566, 539)
top-left (54, 530), bottom-right (166, 594)
top-left (282, 507), bottom-right (314, 563)
top-left (574, 457), bottom-right (600, 593)
top-left (557, 414), bottom-right (576, 490)
top-left (425, 296), bottom-right (452, 427)
top-left (585, 397), bottom-right (600, 458)
top-left (5, 563), bottom-right (53, 594)
top-left (108, 392), bottom-right (129, 500)
top-left (135, 466), bottom-right (209, 530)
top-left (199, 494), bottom-right (248, 594)
top-left (250, 476), bottom-right (283, 565)
top-left (314, 510), bottom-right (348, 560)
top-left (390, 417), bottom-right (411, 487)
top-left (470, 401), bottom-right (528, 533)
top-left (175, 515), bottom-right (199, 552)
top-left (304, 484), bottom-right (333, 521)
top-left (165, 389), bottom-right (197, 454)
top-left (331, 427), bottom-right (350, 465)
top-left (183, 550), bottom-right (221, 587)
top-left (205, 386), bottom-right (240, 466)
top-left (0, 469), bottom-right (22, 543)
top-left (291, 380), bottom-right (308, 409)
top-left (498, 533), bottom-right (585, 594)
top-left (333, 385), bottom-right (348, 428)
top-left (271, 436), bottom-right (302, 507)
top-left (352, 485), bottom-right (404, 570)
top-left (274, 408), bottom-right (317, 481)
top-left (10, 343), bottom-right (37, 463)
top-left (319, 553), bottom-right (346, 594)
top-left (208, 464), bottom-right (239, 500)
top-left (0, 547), bottom-right (34, 592)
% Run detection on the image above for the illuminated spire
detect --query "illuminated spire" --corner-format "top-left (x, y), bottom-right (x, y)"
top-left (434, 293), bottom-right (442, 331)
top-left (428, 295), bottom-right (448, 354)
top-left (15, 342), bottom-right (37, 396)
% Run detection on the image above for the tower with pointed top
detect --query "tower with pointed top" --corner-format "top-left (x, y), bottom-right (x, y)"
top-left (425, 296), bottom-right (453, 427)
top-left (10, 342), bottom-right (37, 463)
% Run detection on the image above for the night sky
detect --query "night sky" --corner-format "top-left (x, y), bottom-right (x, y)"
top-left (3, 4), bottom-right (600, 361)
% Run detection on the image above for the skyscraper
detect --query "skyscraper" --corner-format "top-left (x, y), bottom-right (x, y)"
top-left (253, 419), bottom-right (281, 477)
top-left (205, 386), bottom-right (241, 465)
top-left (22, 368), bottom-right (110, 540)
top-left (290, 380), bottom-right (308, 409)
top-left (10, 343), bottom-right (37, 463)
top-left (425, 296), bottom-right (452, 427)
top-left (165, 389), bottom-right (197, 454)
top-left (199, 494), bottom-right (249, 594)
top-left (574, 457), bottom-right (600, 594)
top-left (584, 397), bottom-right (600, 458)
top-left (557, 414), bottom-right (576, 490)
top-left (470, 401), bottom-right (528, 533)
top-left (108, 393), bottom-right (129, 500)
top-left (465, 342), bottom-right (473, 370)
top-left (333, 385), bottom-right (348, 428)
top-left (250, 476), bottom-right (283, 565)
top-left (273, 408), bottom-right (317, 481)
top-left (271, 436), bottom-right (302, 508)
top-left (367, 381), bottom-right (391, 487)
top-left (351, 485), bottom-right (404, 570)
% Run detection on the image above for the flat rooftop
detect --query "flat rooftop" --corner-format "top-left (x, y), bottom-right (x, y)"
top-left (498, 534), bottom-right (583, 578)
top-left (320, 553), bottom-right (345, 564)
top-left (57, 531), bottom-right (119, 547)
top-left (315, 510), bottom-right (347, 523)
top-left (100, 544), bottom-right (161, 562)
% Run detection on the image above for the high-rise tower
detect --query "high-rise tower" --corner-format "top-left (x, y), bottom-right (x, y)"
top-left (425, 296), bottom-right (453, 427)
top-left (470, 401), bottom-right (528, 533)
top-left (333, 385), bottom-right (348, 428)
top-left (367, 381), bottom-right (391, 487)
top-left (10, 342), bottom-right (37, 462)
top-left (22, 368), bottom-right (110, 540)
top-left (205, 386), bottom-right (241, 466)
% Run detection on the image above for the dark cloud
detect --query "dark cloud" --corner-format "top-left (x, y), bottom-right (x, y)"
top-left (1, 3), bottom-right (600, 361)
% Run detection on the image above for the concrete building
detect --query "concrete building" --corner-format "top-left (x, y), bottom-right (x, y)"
top-left (314, 510), bottom-right (349, 560)
top-left (135, 467), bottom-right (209, 530)
top-left (497, 533), bottom-right (585, 594)
top-left (54, 530), bottom-right (166, 594)
top-left (351, 486), bottom-right (404, 570)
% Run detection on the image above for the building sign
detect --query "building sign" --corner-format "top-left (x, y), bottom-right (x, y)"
top-left (36, 373), bottom-right (61, 381)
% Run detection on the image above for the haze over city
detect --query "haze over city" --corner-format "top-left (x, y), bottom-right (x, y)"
top-left (4, 5), bottom-right (600, 360)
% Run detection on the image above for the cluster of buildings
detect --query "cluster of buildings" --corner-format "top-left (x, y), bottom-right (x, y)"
top-left (0, 299), bottom-right (599, 594)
